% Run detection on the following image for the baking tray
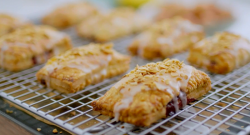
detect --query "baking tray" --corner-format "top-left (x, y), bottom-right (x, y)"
top-left (1, 26), bottom-right (250, 135)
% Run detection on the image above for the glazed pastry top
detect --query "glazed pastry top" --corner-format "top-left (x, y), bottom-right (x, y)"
top-left (0, 14), bottom-right (30, 36)
top-left (43, 44), bottom-right (129, 77)
top-left (113, 59), bottom-right (193, 120)
top-left (193, 32), bottom-right (250, 56)
top-left (0, 25), bottom-right (69, 57)
top-left (136, 17), bottom-right (203, 46)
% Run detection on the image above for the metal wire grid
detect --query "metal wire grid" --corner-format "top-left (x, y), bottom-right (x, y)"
top-left (0, 29), bottom-right (250, 135)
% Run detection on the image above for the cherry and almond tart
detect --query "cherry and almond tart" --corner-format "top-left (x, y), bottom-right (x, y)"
top-left (42, 2), bottom-right (98, 29)
top-left (76, 8), bottom-right (150, 42)
top-left (188, 32), bottom-right (250, 74)
top-left (128, 17), bottom-right (204, 60)
top-left (36, 43), bottom-right (131, 94)
top-left (0, 14), bottom-right (30, 37)
top-left (92, 59), bottom-right (211, 127)
top-left (0, 25), bottom-right (72, 71)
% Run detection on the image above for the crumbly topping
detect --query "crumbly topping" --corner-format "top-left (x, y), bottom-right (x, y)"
top-left (144, 17), bottom-right (202, 38)
top-left (77, 7), bottom-right (150, 40)
top-left (129, 59), bottom-right (183, 76)
top-left (0, 14), bottom-right (30, 36)
top-left (156, 4), bottom-right (232, 26)
top-left (55, 2), bottom-right (95, 11)
top-left (0, 25), bottom-right (68, 57)
top-left (195, 32), bottom-right (250, 55)
top-left (0, 25), bottom-right (57, 44)
top-left (113, 59), bottom-right (193, 120)
top-left (122, 59), bottom-right (185, 89)
top-left (46, 43), bottom-right (113, 65)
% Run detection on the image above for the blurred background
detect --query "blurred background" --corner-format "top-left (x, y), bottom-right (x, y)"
top-left (1, 0), bottom-right (250, 39)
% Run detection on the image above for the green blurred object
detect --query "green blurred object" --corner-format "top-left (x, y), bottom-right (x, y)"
top-left (117, 0), bottom-right (151, 8)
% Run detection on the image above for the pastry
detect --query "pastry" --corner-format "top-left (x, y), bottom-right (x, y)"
top-left (42, 2), bottom-right (98, 29)
top-left (128, 17), bottom-right (204, 59)
top-left (36, 43), bottom-right (131, 93)
top-left (188, 32), bottom-right (250, 74)
top-left (0, 14), bottom-right (30, 37)
top-left (92, 59), bottom-right (211, 126)
top-left (155, 3), bottom-right (232, 26)
top-left (0, 25), bottom-right (72, 71)
top-left (76, 8), bottom-right (150, 42)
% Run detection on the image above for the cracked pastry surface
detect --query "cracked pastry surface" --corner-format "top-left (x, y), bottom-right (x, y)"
top-left (76, 8), bottom-right (150, 42)
top-left (92, 59), bottom-right (211, 126)
top-left (128, 17), bottom-right (204, 59)
top-left (42, 2), bottom-right (98, 29)
top-left (0, 25), bottom-right (72, 71)
top-left (36, 43), bottom-right (131, 94)
top-left (0, 14), bottom-right (30, 37)
top-left (188, 32), bottom-right (250, 74)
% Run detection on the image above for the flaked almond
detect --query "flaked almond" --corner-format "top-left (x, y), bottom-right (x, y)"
top-left (165, 79), bottom-right (170, 85)
top-left (176, 77), bottom-right (182, 81)
top-left (130, 82), bottom-right (137, 86)
top-left (184, 75), bottom-right (188, 80)
top-left (37, 128), bottom-right (41, 132)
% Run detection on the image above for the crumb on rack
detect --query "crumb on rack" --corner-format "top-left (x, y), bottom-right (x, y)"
top-left (53, 129), bottom-right (58, 134)
top-left (6, 109), bottom-right (13, 114)
top-left (59, 131), bottom-right (62, 134)
top-left (70, 111), bottom-right (76, 116)
top-left (37, 128), bottom-right (41, 132)
top-left (121, 126), bottom-right (125, 128)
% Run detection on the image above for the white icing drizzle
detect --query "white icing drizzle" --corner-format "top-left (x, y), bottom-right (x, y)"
top-left (232, 38), bottom-right (250, 68)
top-left (173, 96), bottom-right (179, 113)
top-left (113, 63), bottom-right (193, 121)
top-left (137, 19), bottom-right (202, 56)
top-left (44, 29), bottom-right (66, 50)
top-left (156, 20), bottom-right (202, 47)
top-left (179, 91), bottom-right (187, 108)
top-left (44, 55), bottom-right (112, 88)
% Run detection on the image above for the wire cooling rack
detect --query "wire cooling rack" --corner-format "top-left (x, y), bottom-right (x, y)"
top-left (1, 28), bottom-right (250, 135)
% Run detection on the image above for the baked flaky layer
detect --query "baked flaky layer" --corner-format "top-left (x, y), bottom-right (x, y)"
top-left (42, 2), bottom-right (98, 29)
top-left (0, 14), bottom-right (31, 37)
top-left (76, 8), bottom-right (150, 42)
top-left (0, 25), bottom-right (72, 71)
top-left (92, 59), bottom-right (211, 126)
top-left (188, 32), bottom-right (250, 74)
top-left (128, 17), bottom-right (204, 60)
top-left (36, 43), bottom-right (131, 93)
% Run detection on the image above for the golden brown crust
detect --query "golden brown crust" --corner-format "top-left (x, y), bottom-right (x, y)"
top-left (128, 17), bottom-right (204, 60)
top-left (0, 14), bottom-right (31, 37)
top-left (0, 25), bottom-right (72, 71)
top-left (92, 59), bottom-right (211, 126)
top-left (188, 32), bottom-right (250, 74)
top-left (76, 8), bottom-right (150, 42)
top-left (36, 43), bottom-right (131, 93)
top-left (155, 4), bottom-right (232, 26)
top-left (42, 2), bottom-right (98, 29)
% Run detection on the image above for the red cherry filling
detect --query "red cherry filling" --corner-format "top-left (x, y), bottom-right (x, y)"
top-left (31, 50), bottom-right (53, 65)
top-left (166, 94), bottom-right (196, 116)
